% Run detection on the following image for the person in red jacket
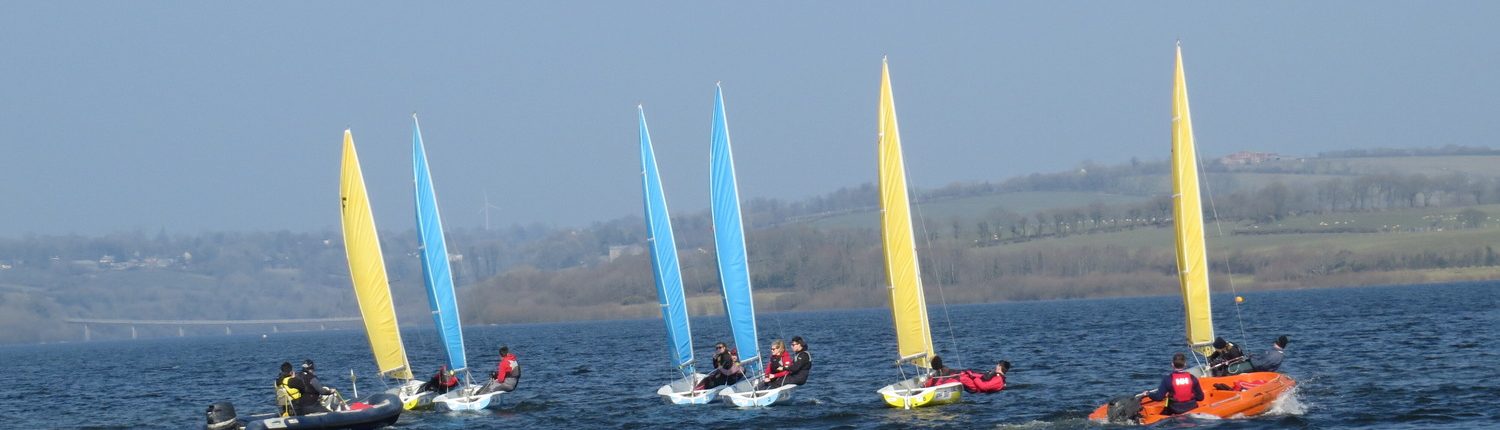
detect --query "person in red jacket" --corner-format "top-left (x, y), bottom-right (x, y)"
top-left (479, 345), bottom-right (520, 394)
top-left (417, 365), bottom-right (459, 394)
top-left (756, 339), bottom-right (792, 389)
top-left (957, 360), bottom-right (1009, 393)
top-left (922, 355), bottom-right (960, 388)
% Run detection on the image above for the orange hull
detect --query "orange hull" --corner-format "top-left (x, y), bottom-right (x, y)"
top-left (1089, 372), bottom-right (1296, 425)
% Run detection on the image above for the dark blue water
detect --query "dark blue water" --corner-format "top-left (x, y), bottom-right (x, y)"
top-left (3, 281), bottom-right (1497, 429)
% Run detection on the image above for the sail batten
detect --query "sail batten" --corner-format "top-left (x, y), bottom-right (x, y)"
top-left (640, 107), bottom-right (695, 372)
top-left (340, 130), bottom-right (413, 380)
top-left (413, 117), bottom-right (468, 373)
top-left (1171, 45), bottom-right (1216, 356)
top-left (877, 59), bottom-right (936, 368)
top-left (709, 85), bottom-right (761, 374)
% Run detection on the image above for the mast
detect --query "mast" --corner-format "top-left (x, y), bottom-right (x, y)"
top-left (1171, 44), bottom-right (1216, 357)
top-left (640, 106), bottom-right (695, 373)
top-left (413, 116), bottom-right (468, 373)
top-left (708, 83), bottom-right (762, 374)
top-left (340, 129), bottom-right (414, 380)
top-left (877, 58), bottom-right (936, 368)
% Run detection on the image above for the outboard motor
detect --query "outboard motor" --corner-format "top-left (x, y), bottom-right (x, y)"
top-left (205, 401), bottom-right (240, 430)
top-left (1105, 394), bottom-right (1143, 424)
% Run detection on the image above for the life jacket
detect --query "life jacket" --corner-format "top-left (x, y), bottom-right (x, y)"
top-left (278, 375), bottom-right (304, 416)
top-left (1169, 371), bottom-right (1196, 403)
top-left (497, 354), bottom-right (520, 380)
top-left (765, 351), bottom-right (791, 377)
top-left (278, 375), bottom-right (302, 401)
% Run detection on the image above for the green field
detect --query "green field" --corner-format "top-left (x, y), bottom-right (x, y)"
top-left (981, 204), bottom-right (1500, 254)
top-left (804, 191), bottom-right (1151, 230)
top-left (1326, 155), bottom-right (1500, 178)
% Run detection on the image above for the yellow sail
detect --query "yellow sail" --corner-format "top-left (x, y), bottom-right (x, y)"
top-left (1171, 45), bottom-right (1216, 357)
top-left (339, 129), bottom-right (414, 380)
top-left (878, 58), bottom-right (935, 368)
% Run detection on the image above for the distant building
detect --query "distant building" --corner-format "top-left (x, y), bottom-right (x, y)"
top-left (1219, 151), bottom-right (1287, 165)
top-left (608, 244), bottom-right (646, 262)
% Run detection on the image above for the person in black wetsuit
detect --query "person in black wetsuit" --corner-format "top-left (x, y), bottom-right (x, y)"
top-left (778, 336), bottom-right (812, 387)
top-left (290, 359), bottom-right (338, 415)
top-left (1207, 337), bottom-right (1246, 376)
top-left (696, 342), bottom-right (743, 390)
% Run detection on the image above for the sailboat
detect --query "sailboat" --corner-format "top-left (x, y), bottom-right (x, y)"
top-left (1089, 44), bottom-right (1296, 425)
top-left (703, 84), bottom-right (794, 408)
top-left (639, 107), bottom-right (723, 404)
top-left (395, 116), bottom-right (501, 412)
top-left (871, 58), bottom-right (965, 409)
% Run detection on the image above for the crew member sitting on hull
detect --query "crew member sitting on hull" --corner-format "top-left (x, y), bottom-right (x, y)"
top-left (695, 342), bottom-right (743, 391)
top-left (274, 362), bottom-right (299, 417)
top-left (956, 360), bottom-right (1010, 393)
top-left (755, 339), bottom-right (792, 390)
top-left (1142, 353), bottom-right (1204, 416)
top-left (418, 365), bottom-right (459, 394)
top-left (1249, 335), bottom-right (1289, 372)
top-left (479, 346), bottom-right (520, 394)
top-left (1207, 337), bottom-right (1247, 376)
top-left (291, 359), bottom-right (339, 415)
top-left (921, 355), bottom-right (959, 388)
top-left (780, 336), bottom-right (811, 387)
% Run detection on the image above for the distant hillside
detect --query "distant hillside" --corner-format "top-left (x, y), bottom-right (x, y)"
top-left (5, 147), bottom-right (1500, 343)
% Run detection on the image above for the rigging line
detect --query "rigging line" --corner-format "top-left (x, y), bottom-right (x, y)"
top-left (907, 166), bottom-right (964, 371)
top-left (1196, 150), bottom-right (1249, 345)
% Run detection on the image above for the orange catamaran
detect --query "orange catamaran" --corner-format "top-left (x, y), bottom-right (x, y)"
top-left (1089, 44), bottom-right (1295, 425)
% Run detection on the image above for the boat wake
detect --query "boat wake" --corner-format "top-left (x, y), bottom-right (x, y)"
top-left (1266, 384), bottom-right (1308, 416)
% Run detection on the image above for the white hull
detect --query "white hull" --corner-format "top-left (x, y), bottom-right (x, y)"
top-left (719, 379), bottom-right (796, 407)
top-left (432, 385), bottom-right (504, 411)
top-left (657, 373), bottom-right (729, 404)
top-left (388, 379), bottom-right (436, 410)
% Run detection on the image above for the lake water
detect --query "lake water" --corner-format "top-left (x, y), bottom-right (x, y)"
top-left (2, 281), bottom-right (1497, 429)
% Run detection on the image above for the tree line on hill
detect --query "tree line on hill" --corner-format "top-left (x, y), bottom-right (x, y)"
top-left (4, 148), bottom-right (1500, 343)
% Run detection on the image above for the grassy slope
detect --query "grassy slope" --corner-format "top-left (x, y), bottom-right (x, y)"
top-left (806, 191), bottom-right (1151, 230)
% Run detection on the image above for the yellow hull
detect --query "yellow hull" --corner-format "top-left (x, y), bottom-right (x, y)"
top-left (878, 379), bottom-right (964, 409)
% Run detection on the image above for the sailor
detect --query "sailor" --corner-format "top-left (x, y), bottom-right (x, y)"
top-left (274, 362), bottom-right (300, 417)
top-left (957, 361), bottom-right (1009, 393)
top-left (782, 336), bottom-right (812, 387)
top-left (418, 365), bottom-right (459, 394)
top-left (1249, 335), bottom-right (1290, 372)
top-left (1207, 337), bottom-right (1246, 376)
top-left (481, 346), bottom-right (520, 394)
top-left (1142, 353), bottom-right (1204, 416)
top-left (921, 354), bottom-right (957, 388)
top-left (756, 339), bottom-right (792, 389)
top-left (695, 342), bottom-right (743, 390)
top-left (291, 359), bottom-right (338, 415)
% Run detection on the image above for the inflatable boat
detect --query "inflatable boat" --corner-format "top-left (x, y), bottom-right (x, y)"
top-left (1090, 372), bottom-right (1296, 425)
top-left (203, 393), bottom-right (402, 430)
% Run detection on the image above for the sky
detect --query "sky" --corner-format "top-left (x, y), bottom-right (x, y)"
top-left (1, 2), bottom-right (1497, 237)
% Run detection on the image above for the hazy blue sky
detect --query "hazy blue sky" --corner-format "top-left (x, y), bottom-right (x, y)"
top-left (2, 2), bottom-right (1496, 237)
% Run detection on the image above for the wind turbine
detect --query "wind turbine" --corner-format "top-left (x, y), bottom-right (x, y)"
top-left (479, 191), bottom-right (502, 230)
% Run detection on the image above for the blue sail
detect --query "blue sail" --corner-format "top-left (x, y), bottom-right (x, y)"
top-left (639, 107), bottom-right (696, 373)
top-left (708, 84), bottom-right (761, 373)
top-left (412, 115), bottom-right (468, 374)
